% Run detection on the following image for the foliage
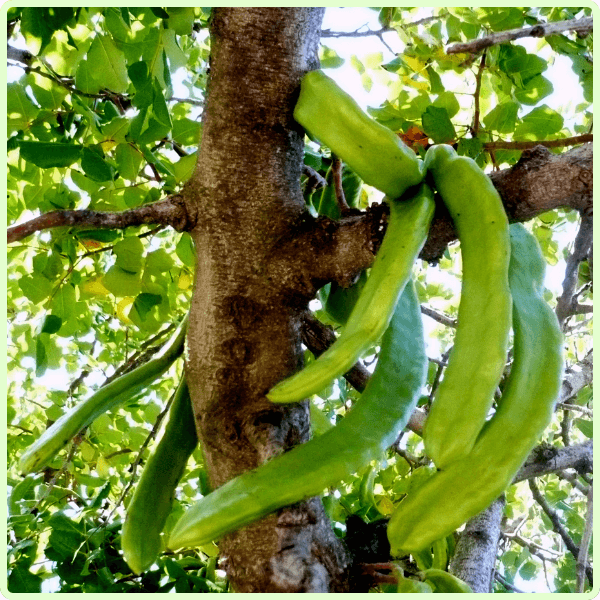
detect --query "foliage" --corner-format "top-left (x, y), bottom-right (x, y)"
top-left (7, 6), bottom-right (592, 593)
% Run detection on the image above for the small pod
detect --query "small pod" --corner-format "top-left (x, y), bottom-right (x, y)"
top-left (268, 184), bottom-right (435, 404)
top-left (387, 224), bottom-right (563, 555)
top-left (19, 317), bottom-right (188, 474)
top-left (294, 69), bottom-right (424, 198)
top-left (122, 378), bottom-right (198, 574)
top-left (168, 278), bottom-right (427, 551)
top-left (422, 145), bottom-right (511, 469)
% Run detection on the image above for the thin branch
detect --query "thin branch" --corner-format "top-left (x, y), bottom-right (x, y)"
top-left (447, 16), bottom-right (593, 55)
top-left (302, 164), bottom-right (327, 195)
top-left (320, 26), bottom-right (394, 39)
top-left (7, 195), bottom-right (190, 244)
top-left (167, 96), bottom-right (204, 107)
top-left (506, 534), bottom-right (560, 562)
top-left (331, 155), bottom-right (351, 215)
top-left (471, 51), bottom-right (486, 137)
top-left (556, 402), bottom-right (592, 417)
top-left (556, 214), bottom-right (594, 327)
top-left (576, 486), bottom-right (593, 592)
top-left (529, 479), bottom-right (593, 588)
top-left (556, 470), bottom-right (590, 496)
top-left (484, 134), bottom-right (592, 151)
top-left (495, 572), bottom-right (526, 593)
top-left (420, 305), bottom-right (457, 328)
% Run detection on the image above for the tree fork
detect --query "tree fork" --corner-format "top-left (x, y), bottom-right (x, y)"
top-left (182, 8), bottom-right (350, 592)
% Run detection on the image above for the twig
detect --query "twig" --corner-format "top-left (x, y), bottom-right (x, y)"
top-left (420, 305), bottom-right (457, 328)
top-left (302, 164), bottom-right (327, 195)
top-left (320, 26), bottom-right (394, 39)
top-left (556, 213), bottom-right (593, 327)
top-left (484, 134), bottom-right (592, 151)
top-left (576, 486), bottom-right (593, 592)
top-left (167, 96), bottom-right (204, 107)
top-left (7, 196), bottom-right (190, 244)
top-left (528, 478), bottom-right (593, 587)
top-left (556, 402), bottom-right (592, 416)
top-left (495, 572), bottom-right (525, 593)
top-left (447, 16), bottom-right (593, 55)
top-left (504, 533), bottom-right (560, 562)
top-left (472, 51), bottom-right (486, 137)
top-left (331, 155), bottom-right (351, 215)
top-left (556, 470), bottom-right (590, 496)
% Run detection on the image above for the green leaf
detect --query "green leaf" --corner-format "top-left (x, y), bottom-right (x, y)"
top-left (483, 101), bottom-right (519, 134)
top-left (519, 561), bottom-right (537, 581)
top-left (457, 137), bottom-right (483, 160)
top-left (167, 7), bottom-right (196, 36)
top-left (421, 105), bottom-right (456, 143)
top-left (19, 275), bottom-right (54, 304)
top-left (7, 84), bottom-right (40, 132)
top-left (173, 153), bottom-right (197, 184)
top-left (115, 144), bottom-right (143, 181)
top-left (132, 293), bottom-right (162, 321)
top-left (81, 147), bottom-right (114, 182)
top-left (514, 75), bottom-right (553, 106)
top-left (113, 237), bottom-right (145, 274)
top-left (514, 105), bottom-right (564, 139)
top-left (172, 117), bottom-right (201, 146)
top-left (51, 284), bottom-right (76, 320)
top-left (146, 249), bottom-right (174, 273)
top-left (35, 338), bottom-right (47, 377)
top-left (41, 315), bottom-right (62, 334)
top-left (176, 233), bottom-right (196, 268)
top-left (19, 142), bottom-right (82, 169)
top-left (88, 35), bottom-right (129, 94)
top-left (102, 265), bottom-right (142, 297)
top-left (574, 418), bottom-right (593, 438)
top-left (498, 45), bottom-right (547, 87)
top-left (320, 46), bottom-right (344, 69)
top-left (8, 566), bottom-right (42, 593)
top-left (47, 513), bottom-right (85, 560)
top-left (433, 92), bottom-right (460, 118)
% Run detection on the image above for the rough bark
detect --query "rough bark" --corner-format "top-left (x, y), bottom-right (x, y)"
top-left (450, 497), bottom-right (505, 593)
top-left (182, 8), bottom-right (350, 592)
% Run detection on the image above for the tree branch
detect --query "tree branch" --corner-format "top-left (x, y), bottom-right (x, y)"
top-left (484, 134), bottom-right (592, 151)
top-left (7, 195), bottom-right (192, 244)
top-left (514, 440), bottom-right (593, 483)
top-left (528, 478), bottom-right (593, 587)
top-left (447, 16), bottom-right (593, 55)
top-left (556, 214), bottom-right (593, 327)
top-left (576, 486), bottom-right (593, 592)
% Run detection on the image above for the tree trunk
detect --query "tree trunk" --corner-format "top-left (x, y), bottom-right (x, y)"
top-left (182, 8), bottom-right (350, 592)
top-left (450, 497), bottom-right (505, 593)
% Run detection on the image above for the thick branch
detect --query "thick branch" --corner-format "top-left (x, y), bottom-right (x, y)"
top-left (514, 440), bottom-right (593, 483)
top-left (447, 16), bottom-right (593, 55)
top-left (7, 195), bottom-right (191, 244)
top-left (294, 143), bottom-right (592, 286)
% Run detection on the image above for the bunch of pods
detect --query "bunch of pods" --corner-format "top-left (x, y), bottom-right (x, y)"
top-left (167, 70), bottom-right (563, 562)
top-left (18, 69), bottom-right (564, 578)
